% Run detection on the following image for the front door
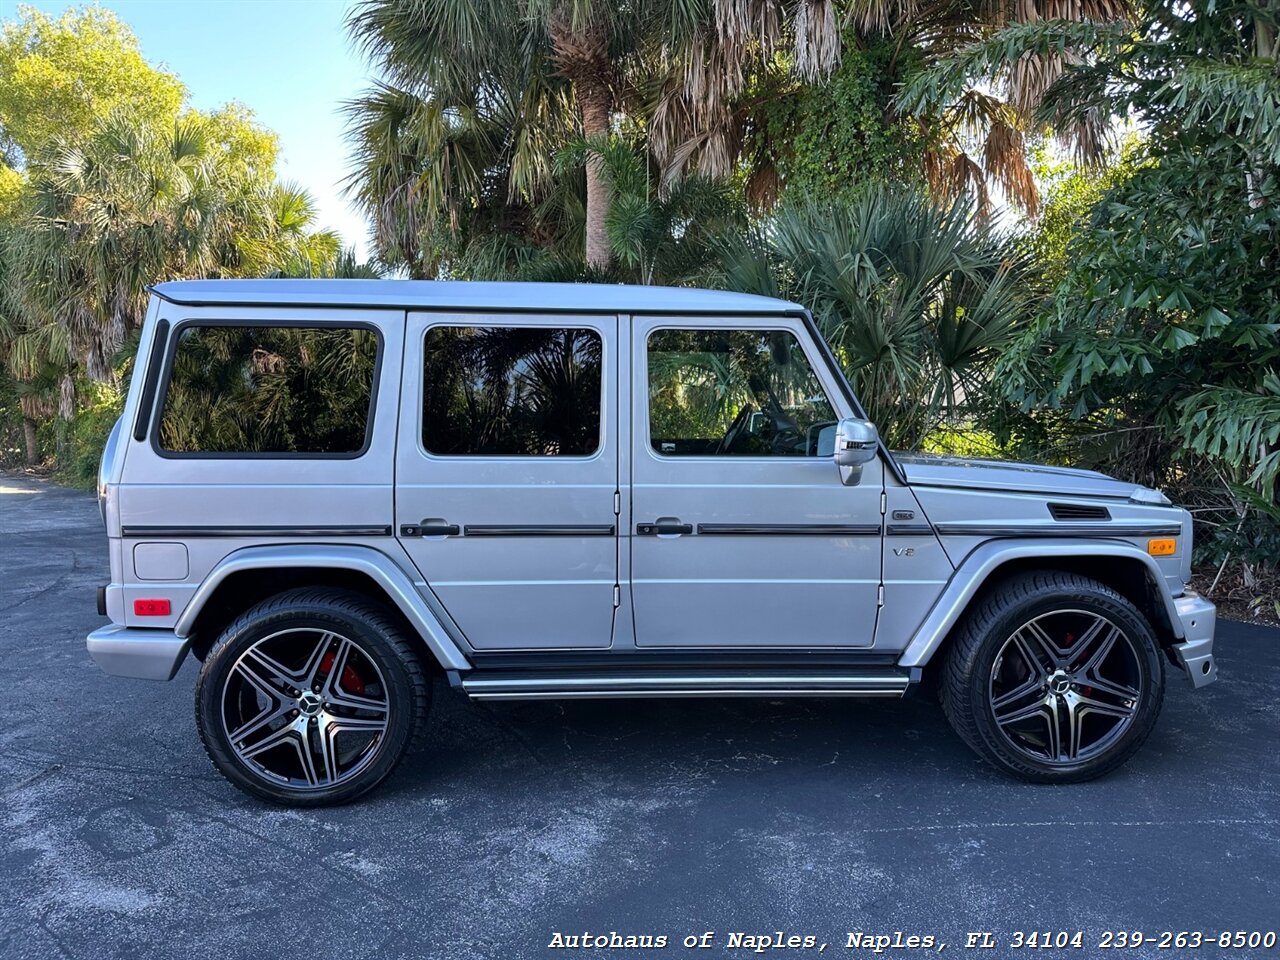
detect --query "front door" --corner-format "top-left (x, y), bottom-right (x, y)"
top-left (396, 313), bottom-right (619, 650)
top-left (629, 316), bottom-right (883, 648)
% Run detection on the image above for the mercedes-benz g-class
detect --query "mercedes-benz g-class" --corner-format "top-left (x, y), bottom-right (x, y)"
top-left (89, 280), bottom-right (1217, 805)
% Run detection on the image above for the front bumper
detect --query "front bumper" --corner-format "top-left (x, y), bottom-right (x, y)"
top-left (1171, 591), bottom-right (1218, 689)
top-left (87, 624), bottom-right (189, 681)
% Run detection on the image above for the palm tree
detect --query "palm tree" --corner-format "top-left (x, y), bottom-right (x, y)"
top-left (717, 186), bottom-right (1033, 446)
top-left (344, 0), bottom-right (855, 273)
top-left (558, 136), bottom-right (746, 285)
top-left (3, 108), bottom-right (335, 411)
top-left (238, 183), bottom-right (341, 278)
top-left (346, 0), bottom-right (609, 265)
top-left (887, 0), bottom-right (1132, 213)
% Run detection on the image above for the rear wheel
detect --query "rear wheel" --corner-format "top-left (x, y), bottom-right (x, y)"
top-left (195, 588), bottom-right (430, 806)
top-left (941, 571), bottom-right (1165, 783)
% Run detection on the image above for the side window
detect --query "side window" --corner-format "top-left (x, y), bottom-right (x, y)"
top-left (422, 325), bottom-right (602, 456)
top-left (647, 328), bottom-right (836, 457)
top-left (157, 324), bottom-right (378, 455)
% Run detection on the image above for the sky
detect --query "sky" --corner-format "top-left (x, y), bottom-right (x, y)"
top-left (17, 0), bottom-right (378, 258)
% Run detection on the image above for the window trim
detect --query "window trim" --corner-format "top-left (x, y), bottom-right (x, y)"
top-left (416, 320), bottom-right (608, 462)
top-left (149, 317), bottom-right (384, 461)
top-left (132, 318), bottom-right (170, 442)
top-left (642, 323), bottom-right (840, 462)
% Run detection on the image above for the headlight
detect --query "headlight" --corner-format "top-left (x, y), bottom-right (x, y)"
top-left (1130, 486), bottom-right (1172, 506)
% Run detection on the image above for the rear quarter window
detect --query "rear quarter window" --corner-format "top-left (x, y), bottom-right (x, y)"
top-left (156, 323), bottom-right (379, 456)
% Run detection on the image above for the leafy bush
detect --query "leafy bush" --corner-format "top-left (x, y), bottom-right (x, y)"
top-left (923, 0), bottom-right (1280, 596)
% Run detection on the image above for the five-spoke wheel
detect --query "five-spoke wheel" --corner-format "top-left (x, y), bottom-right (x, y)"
top-left (942, 571), bottom-right (1165, 783)
top-left (989, 611), bottom-right (1142, 765)
top-left (223, 628), bottom-right (391, 790)
top-left (196, 589), bottom-right (430, 806)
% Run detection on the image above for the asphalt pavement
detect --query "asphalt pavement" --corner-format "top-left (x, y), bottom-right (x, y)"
top-left (1, 472), bottom-right (1277, 960)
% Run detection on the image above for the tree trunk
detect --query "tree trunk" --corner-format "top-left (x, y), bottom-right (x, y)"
top-left (22, 416), bottom-right (39, 466)
top-left (578, 78), bottom-right (612, 270)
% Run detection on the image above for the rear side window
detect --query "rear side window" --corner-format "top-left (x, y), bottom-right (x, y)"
top-left (157, 324), bottom-right (379, 455)
top-left (422, 325), bottom-right (602, 456)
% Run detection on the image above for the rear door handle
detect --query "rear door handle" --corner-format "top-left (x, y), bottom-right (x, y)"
top-left (400, 519), bottom-right (460, 538)
top-left (636, 518), bottom-right (693, 536)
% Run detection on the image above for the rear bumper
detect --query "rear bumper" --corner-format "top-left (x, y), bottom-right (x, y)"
top-left (1171, 591), bottom-right (1218, 689)
top-left (87, 624), bottom-right (189, 681)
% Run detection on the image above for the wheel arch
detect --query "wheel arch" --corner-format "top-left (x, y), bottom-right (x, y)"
top-left (176, 544), bottom-right (470, 671)
top-left (898, 539), bottom-right (1182, 670)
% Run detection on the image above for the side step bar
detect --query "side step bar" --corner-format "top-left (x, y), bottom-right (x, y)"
top-left (459, 669), bottom-right (918, 701)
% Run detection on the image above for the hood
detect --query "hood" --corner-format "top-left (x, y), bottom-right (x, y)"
top-left (892, 452), bottom-right (1148, 500)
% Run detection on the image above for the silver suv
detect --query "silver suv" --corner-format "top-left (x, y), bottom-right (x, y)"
top-left (89, 279), bottom-right (1218, 805)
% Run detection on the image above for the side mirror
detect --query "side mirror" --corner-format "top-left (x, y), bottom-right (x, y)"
top-left (833, 418), bottom-right (878, 486)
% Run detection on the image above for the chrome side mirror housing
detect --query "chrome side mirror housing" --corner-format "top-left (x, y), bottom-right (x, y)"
top-left (833, 418), bottom-right (879, 486)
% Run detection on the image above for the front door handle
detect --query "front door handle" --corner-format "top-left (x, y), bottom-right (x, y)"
top-left (637, 518), bottom-right (693, 536)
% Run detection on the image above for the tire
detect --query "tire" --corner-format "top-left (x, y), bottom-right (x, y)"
top-left (940, 570), bottom-right (1165, 783)
top-left (195, 588), bottom-right (431, 806)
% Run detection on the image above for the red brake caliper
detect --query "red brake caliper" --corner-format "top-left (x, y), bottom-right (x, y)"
top-left (319, 649), bottom-right (367, 696)
top-left (1064, 631), bottom-right (1093, 696)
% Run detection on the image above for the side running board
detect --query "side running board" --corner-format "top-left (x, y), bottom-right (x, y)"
top-left (459, 668), bottom-right (917, 701)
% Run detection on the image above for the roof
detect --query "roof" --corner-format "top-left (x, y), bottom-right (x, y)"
top-left (150, 279), bottom-right (803, 315)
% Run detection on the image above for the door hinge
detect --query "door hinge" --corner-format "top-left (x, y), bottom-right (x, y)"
top-left (613, 584), bottom-right (621, 607)
top-left (613, 490), bottom-right (621, 515)
top-left (880, 490), bottom-right (887, 515)
top-left (877, 584), bottom-right (885, 607)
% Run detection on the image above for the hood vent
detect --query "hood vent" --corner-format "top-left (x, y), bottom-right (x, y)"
top-left (1049, 503), bottom-right (1111, 521)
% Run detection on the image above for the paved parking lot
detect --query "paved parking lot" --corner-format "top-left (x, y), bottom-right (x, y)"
top-left (1, 472), bottom-right (1277, 959)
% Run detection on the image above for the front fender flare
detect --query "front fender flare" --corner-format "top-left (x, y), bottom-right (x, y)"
top-left (896, 538), bottom-right (1183, 669)
top-left (173, 544), bottom-right (471, 671)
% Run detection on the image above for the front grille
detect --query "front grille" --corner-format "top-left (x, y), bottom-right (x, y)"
top-left (1048, 502), bottom-right (1111, 521)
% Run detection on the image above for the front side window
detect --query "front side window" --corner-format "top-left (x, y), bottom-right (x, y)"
top-left (158, 324), bottom-right (378, 455)
top-left (647, 328), bottom-right (836, 457)
top-left (422, 325), bottom-right (603, 456)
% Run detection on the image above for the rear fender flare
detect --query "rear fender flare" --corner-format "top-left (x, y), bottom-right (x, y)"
top-left (173, 544), bottom-right (471, 671)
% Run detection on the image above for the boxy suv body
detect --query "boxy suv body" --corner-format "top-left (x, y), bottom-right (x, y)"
top-left (90, 279), bottom-right (1218, 805)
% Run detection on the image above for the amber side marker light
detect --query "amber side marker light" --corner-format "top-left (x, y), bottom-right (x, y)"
top-left (1148, 538), bottom-right (1177, 556)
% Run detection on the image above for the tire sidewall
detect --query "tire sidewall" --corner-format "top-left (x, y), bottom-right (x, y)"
top-left (196, 599), bottom-right (416, 806)
top-left (965, 587), bottom-right (1166, 781)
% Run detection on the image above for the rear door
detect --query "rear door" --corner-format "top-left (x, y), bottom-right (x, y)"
top-left (395, 312), bottom-right (620, 650)
top-left (629, 315), bottom-right (883, 648)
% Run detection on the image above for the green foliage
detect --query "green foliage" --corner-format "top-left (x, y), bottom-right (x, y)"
top-left (441, 135), bottom-right (744, 287)
top-left (768, 40), bottom-right (927, 203)
top-left (54, 379), bottom-right (122, 488)
top-left (0, 5), bottom-right (184, 165)
top-left (0, 4), bottom-right (350, 472)
top-left (932, 0), bottom-right (1280, 580)
top-left (560, 136), bottom-right (746, 285)
top-left (1025, 138), bottom-right (1147, 288)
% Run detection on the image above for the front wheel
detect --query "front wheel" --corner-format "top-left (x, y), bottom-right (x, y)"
top-left (195, 588), bottom-right (431, 806)
top-left (941, 571), bottom-right (1165, 783)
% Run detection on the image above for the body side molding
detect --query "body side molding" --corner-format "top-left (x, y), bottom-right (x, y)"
top-left (173, 544), bottom-right (471, 671)
top-left (932, 521), bottom-right (1180, 538)
top-left (124, 525), bottom-right (393, 538)
top-left (896, 538), bottom-right (1184, 669)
